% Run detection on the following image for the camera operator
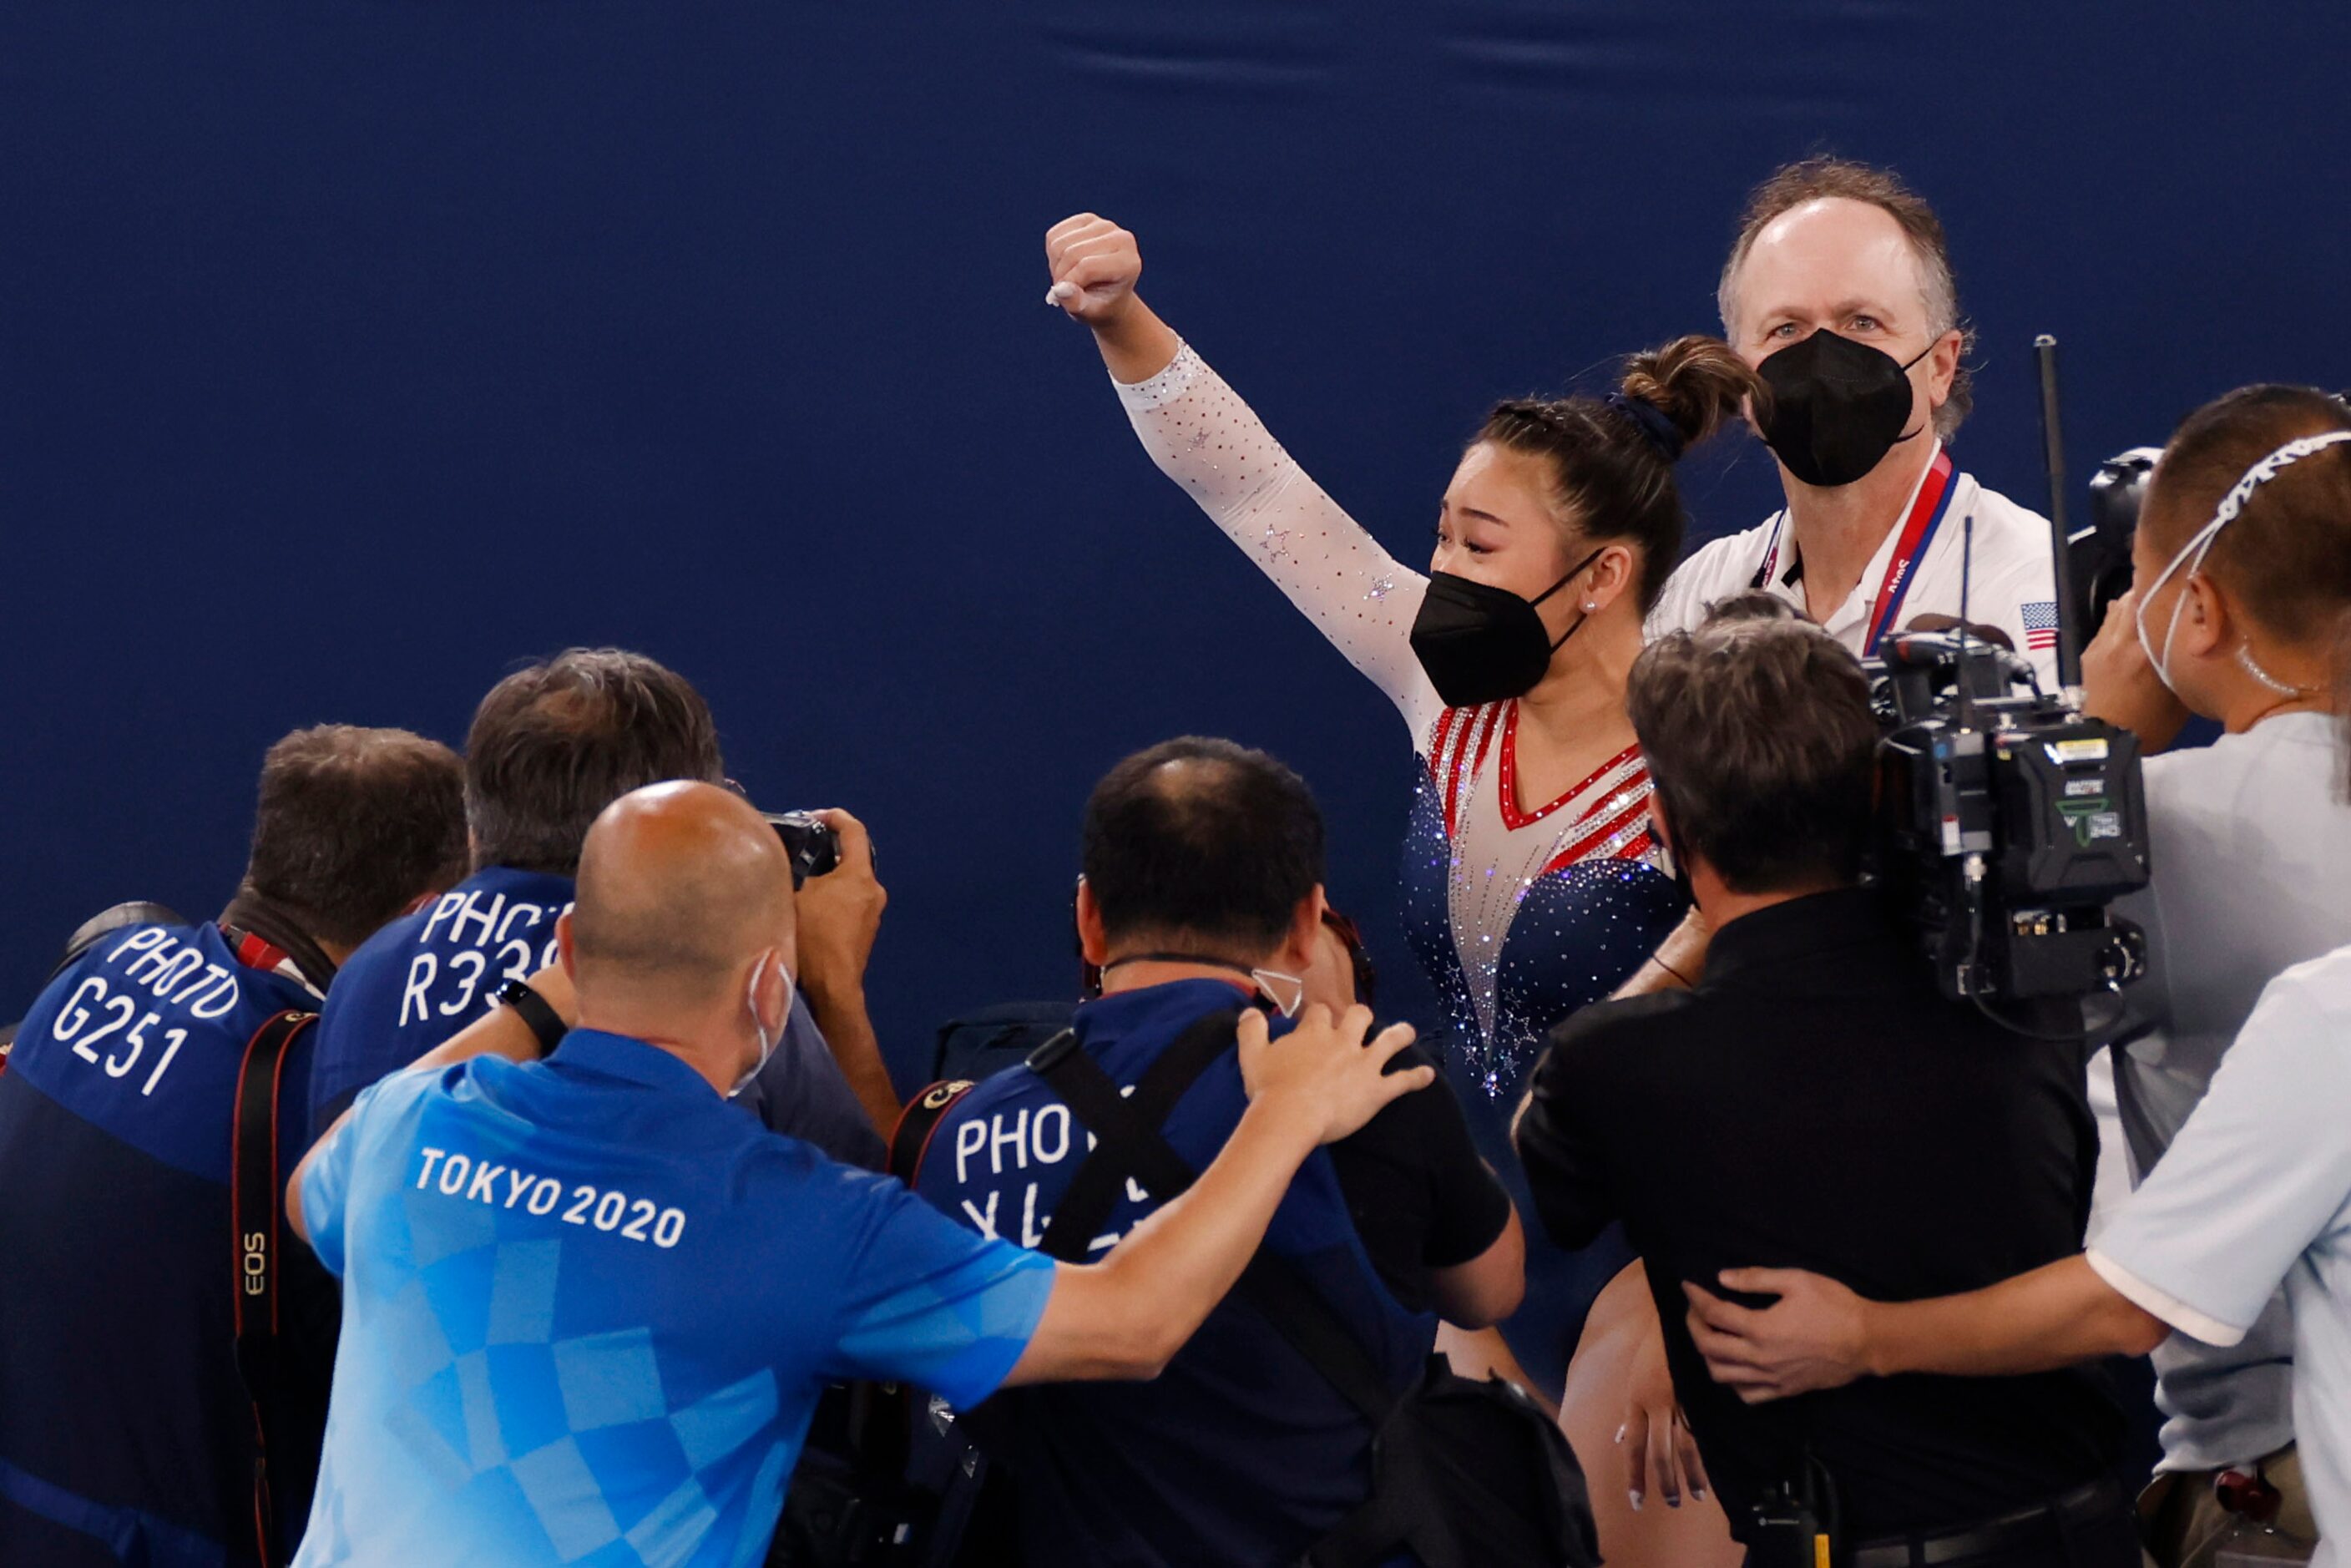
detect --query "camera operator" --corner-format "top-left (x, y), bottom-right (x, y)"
top-left (1681, 636), bottom-right (2351, 1562)
top-left (0, 725), bottom-right (466, 1567)
top-left (1513, 604), bottom-right (2135, 1565)
top-left (303, 647), bottom-right (897, 1166)
top-left (282, 780), bottom-right (1432, 1566)
top-left (2061, 387), bottom-right (2351, 1557)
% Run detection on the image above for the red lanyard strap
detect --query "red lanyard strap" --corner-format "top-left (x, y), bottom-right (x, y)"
top-left (1750, 448), bottom-right (1959, 655)
top-left (1862, 448), bottom-right (1958, 655)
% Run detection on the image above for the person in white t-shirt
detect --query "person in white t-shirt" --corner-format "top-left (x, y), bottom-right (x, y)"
top-left (2070, 383), bottom-right (2351, 1563)
top-left (1649, 158), bottom-right (2060, 690)
top-left (1043, 213), bottom-right (1760, 1565)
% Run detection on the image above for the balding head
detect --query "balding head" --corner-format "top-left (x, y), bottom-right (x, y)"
top-left (1080, 736), bottom-right (1324, 957)
top-left (569, 781), bottom-right (796, 1014)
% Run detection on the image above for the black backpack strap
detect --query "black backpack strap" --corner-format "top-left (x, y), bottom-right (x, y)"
top-left (1029, 1012), bottom-right (1237, 1261)
top-left (888, 1079), bottom-right (978, 1186)
top-left (1027, 1017), bottom-right (1402, 1426)
top-left (231, 1008), bottom-right (317, 1568)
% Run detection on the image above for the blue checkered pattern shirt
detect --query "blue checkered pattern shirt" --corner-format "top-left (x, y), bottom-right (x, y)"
top-left (293, 1029), bottom-right (1054, 1567)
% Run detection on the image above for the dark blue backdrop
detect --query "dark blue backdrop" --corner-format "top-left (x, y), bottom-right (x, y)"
top-left (6, 2), bottom-right (2348, 1087)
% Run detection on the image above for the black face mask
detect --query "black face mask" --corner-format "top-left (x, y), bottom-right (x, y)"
top-left (1654, 817), bottom-right (1694, 905)
top-left (1757, 330), bottom-right (1933, 488)
top-left (1408, 549), bottom-right (1601, 708)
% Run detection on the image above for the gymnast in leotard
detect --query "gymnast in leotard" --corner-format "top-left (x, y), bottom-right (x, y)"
top-left (1042, 212), bottom-right (1760, 1397)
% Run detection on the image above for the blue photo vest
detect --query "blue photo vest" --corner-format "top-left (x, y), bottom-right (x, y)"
top-left (911, 979), bottom-right (1432, 1566)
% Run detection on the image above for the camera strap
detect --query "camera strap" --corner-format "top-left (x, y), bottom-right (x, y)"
top-left (1023, 1012), bottom-right (1399, 1424)
top-left (231, 1007), bottom-right (317, 1568)
top-left (1030, 1012), bottom-right (1250, 1262)
top-left (1020, 1013), bottom-right (1599, 1568)
top-left (887, 1077), bottom-right (979, 1186)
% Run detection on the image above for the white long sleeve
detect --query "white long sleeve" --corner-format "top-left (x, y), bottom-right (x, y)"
top-left (1114, 342), bottom-right (1443, 747)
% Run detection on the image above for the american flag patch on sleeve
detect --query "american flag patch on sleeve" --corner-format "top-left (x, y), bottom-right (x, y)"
top-left (2022, 600), bottom-right (2060, 651)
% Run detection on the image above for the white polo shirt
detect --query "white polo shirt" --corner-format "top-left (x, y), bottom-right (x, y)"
top-left (2088, 946), bottom-right (2351, 1568)
top-left (1649, 440), bottom-right (2061, 690)
top-left (2107, 709), bottom-right (2351, 1471)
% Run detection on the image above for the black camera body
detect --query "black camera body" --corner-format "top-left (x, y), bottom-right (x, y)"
top-left (1869, 630), bottom-right (2151, 1004)
top-left (2067, 447), bottom-right (2162, 638)
top-left (765, 811), bottom-right (843, 890)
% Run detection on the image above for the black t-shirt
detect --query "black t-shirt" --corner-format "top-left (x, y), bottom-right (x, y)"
top-left (1516, 888), bottom-right (2119, 1544)
top-left (1327, 1039), bottom-right (1514, 1313)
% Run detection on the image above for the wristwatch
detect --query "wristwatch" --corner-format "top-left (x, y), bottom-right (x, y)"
top-left (493, 978), bottom-right (569, 1056)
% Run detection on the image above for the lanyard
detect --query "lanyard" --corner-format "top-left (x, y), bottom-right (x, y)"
top-left (1752, 447), bottom-right (1959, 655)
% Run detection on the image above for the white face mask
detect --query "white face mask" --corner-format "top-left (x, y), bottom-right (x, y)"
top-left (2135, 431), bottom-right (2351, 695)
top-left (731, 955), bottom-right (795, 1100)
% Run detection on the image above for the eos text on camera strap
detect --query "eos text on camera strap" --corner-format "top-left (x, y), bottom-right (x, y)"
top-left (230, 1005), bottom-right (317, 1568)
top-left (1748, 448), bottom-right (1959, 656)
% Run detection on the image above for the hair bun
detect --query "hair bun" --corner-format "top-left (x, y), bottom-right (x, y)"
top-left (1619, 336), bottom-right (1767, 456)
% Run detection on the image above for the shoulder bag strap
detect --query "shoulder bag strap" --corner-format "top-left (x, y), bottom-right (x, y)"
top-left (1029, 1018), bottom-right (1400, 1424)
top-left (887, 1079), bottom-right (978, 1186)
top-left (1029, 1011), bottom-right (1236, 1259)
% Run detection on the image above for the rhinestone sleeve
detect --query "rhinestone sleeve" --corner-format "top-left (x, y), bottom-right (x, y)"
top-left (1114, 342), bottom-right (1443, 746)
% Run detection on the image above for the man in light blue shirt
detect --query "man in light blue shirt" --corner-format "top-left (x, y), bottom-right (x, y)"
top-left (287, 780), bottom-right (1433, 1566)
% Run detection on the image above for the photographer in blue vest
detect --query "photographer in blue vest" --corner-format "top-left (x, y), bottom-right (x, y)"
top-left (0, 724), bottom-right (468, 1567)
top-left (904, 736), bottom-right (1527, 1566)
top-left (305, 647), bottom-right (896, 1166)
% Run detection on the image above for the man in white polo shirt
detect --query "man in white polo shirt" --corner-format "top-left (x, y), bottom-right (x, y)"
top-left (2076, 388), bottom-right (2351, 1562)
top-left (1649, 158), bottom-right (2060, 688)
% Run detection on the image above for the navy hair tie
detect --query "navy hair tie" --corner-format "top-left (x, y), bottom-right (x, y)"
top-left (1605, 392), bottom-right (1685, 464)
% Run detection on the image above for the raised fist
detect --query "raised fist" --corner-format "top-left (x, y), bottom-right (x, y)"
top-left (1044, 212), bottom-right (1143, 326)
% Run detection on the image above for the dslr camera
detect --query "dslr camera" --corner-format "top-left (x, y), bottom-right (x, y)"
top-left (764, 811), bottom-right (843, 890)
top-left (2070, 447), bottom-right (2163, 638)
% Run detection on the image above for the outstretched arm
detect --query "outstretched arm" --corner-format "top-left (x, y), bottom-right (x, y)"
top-left (1681, 1258), bottom-right (2166, 1403)
top-left (1046, 214), bottom-right (1443, 743)
top-left (1686, 960), bottom-right (2351, 1403)
top-left (286, 965), bottom-right (573, 1242)
top-left (1003, 1005), bottom-right (1434, 1384)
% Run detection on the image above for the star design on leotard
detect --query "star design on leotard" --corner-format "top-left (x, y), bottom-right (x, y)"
top-left (1186, 428), bottom-right (1210, 452)
top-left (1261, 522), bottom-right (1294, 563)
top-left (1367, 575), bottom-right (1396, 601)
